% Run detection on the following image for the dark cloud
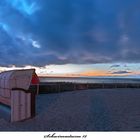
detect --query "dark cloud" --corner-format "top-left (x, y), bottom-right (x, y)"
top-left (0, 0), bottom-right (140, 66)
top-left (110, 64), bottom-right (120, 68)
top-left (111, 70), bottom-right (131, 74)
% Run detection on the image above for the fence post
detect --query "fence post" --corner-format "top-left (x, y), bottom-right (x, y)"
top-left (58, 83), bottom-right (60, 92)
top-left (87, 83), bottom-right (88, 89)
top-left (115, 83), bottom-right (117, 88)
top-left (74, 83), bottom-right (76, 90)
top-left (102, 82), bottom-right (104, 89)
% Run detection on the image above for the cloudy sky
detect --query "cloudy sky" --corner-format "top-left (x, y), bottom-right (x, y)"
top-left (0, 0), bottom-right (140, 77)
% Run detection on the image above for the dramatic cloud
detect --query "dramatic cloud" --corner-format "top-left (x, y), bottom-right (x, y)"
top-left (111, 70), bottom-right (131, 74)
top-left (0, 0), bottom-right (140, 66)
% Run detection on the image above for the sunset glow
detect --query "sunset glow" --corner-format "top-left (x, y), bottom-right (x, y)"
top-left (0, 63), bottom-right (139, 78)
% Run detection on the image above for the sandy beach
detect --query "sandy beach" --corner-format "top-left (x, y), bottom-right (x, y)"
top-left (0, 88), bottom-right (140, 131)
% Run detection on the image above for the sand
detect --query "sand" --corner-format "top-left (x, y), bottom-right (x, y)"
top-left (0, 88), bottom-right (140, 131)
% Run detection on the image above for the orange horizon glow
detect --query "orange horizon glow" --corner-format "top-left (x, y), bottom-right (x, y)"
top-left (38, 70), bottom-right (135, 77)
top-left (79, 70), bottom-right (111, 77)
top-left (0, 64), bottom-right (140, 78)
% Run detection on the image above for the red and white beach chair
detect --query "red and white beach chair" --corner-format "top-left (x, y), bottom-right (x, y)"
top-left (0, 69), bottom-right (39, 122)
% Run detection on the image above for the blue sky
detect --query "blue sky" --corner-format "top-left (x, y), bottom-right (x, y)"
top-left (0, 0), bottom-right (140, 77)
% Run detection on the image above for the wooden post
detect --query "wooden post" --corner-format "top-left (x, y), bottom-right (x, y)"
top-left (102, 83), bottom-right (104, 89)
top-left (115, 83), bottom-right (117, 88)
top-left (125, 83), bottom-right (127, 88)
top-left (86, 83), bottom-right (88, 89)
top-left (74, 83), bottom-right (76, 90)
top-left (58, 84), bottom-right (60, 92)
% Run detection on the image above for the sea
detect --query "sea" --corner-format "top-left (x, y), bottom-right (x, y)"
top-left (39, 77), bottom-right (140, 84)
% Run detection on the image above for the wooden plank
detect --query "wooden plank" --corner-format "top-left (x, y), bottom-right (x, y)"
top-left (11, 91), bottom-right (20, 122)
top-left (20, 92), bottom-right (25, 120)
top-left (11, 91), bottom-right (33, 122)
top-left (27, 93), bottom-right (31, 119)
top-left (19, 92), bottom-right (33, 120)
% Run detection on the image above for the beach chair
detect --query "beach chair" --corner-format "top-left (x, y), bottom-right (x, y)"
top-left (0, 69), bottom-right (39, 122)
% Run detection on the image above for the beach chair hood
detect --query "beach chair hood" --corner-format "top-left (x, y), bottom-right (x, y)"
top-left (0, 69), bottom-right (35, 90)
